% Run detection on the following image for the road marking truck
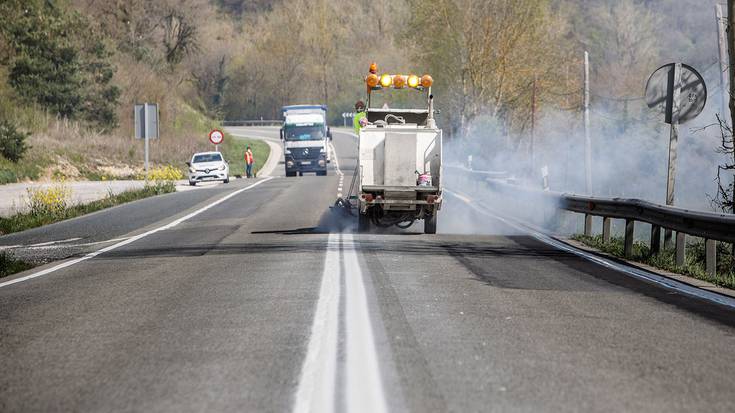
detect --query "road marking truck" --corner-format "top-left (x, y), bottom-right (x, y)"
top-left (280, 105), bottom-right (332, 177)
top-left (356, 64), bottom-right (443, 234)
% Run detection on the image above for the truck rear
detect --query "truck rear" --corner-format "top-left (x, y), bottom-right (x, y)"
top-left (357, 66), bottom-right (442, 234)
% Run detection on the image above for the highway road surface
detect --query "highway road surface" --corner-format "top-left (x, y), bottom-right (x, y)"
top-left (1, 128), bottom-right (735, 412)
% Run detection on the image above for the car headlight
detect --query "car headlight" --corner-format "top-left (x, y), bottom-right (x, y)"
top-left (284, 149), bottom-right (291, 155)
top-left (320, 147), bottom-right (326, 153)
top-left (218, 164), bottom-right (226, 171)
top-left (189, 167), bottom-right (195, 173)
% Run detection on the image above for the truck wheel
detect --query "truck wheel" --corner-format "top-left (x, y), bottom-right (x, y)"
top-left (189, 181), bottom-right (196, 186)
top-left (424, 213), bottom-right (437, 234)
top-left (286, 171), bottom-right (296, 177)
top-left (317, 170), bottom-right (327, 176)
top-left (358, 213), bottom-right (370, 232)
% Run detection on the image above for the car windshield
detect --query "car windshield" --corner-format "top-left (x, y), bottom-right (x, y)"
top-left (193, 153), bottom-right (222, 163)
top-left (285, 125), bottom-right (324, 141)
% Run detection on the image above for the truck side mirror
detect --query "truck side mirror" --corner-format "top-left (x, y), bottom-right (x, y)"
top-left (327, 127), bottom-right (333, 141)
top-left (185, 161), bottom-right (191, 167)
top-left (280, 128), bottom-right (284, 140)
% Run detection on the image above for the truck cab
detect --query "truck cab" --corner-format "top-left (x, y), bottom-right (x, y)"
top-left (280, 105), bottom-right (332, 177)
top-left (357, 67), bottom-right (442, 234)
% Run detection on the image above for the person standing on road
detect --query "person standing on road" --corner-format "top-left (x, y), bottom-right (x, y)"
top-left (244, 146), bottom-right (255, 178)
top-left (353, 100), bottom-right (367, 135)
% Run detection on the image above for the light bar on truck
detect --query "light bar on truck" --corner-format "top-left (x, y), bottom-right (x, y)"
top-left (365, 64), bottom-right (433, 90)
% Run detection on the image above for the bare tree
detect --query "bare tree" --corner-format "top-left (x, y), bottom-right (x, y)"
top-left (162, 9), bottom-right (198, 66)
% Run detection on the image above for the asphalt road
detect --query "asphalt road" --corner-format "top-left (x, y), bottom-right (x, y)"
top-left (1, 129), bottom-right (735, 412)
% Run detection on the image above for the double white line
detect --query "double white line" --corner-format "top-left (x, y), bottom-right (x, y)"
top-left (294, 233), bottom-right (388, 413)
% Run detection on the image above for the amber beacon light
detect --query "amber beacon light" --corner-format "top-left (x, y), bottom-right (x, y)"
top-left (366, 73), bottom-right (379, 88)
top-left (380, 74), bottom-right (393, 88)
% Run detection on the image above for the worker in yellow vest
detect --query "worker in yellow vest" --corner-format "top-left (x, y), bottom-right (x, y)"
top-left (353, 100), bottom-right (367, 135)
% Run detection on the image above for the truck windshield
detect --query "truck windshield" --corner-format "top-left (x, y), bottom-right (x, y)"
top-left (285, 125), bottom-right (324, 141)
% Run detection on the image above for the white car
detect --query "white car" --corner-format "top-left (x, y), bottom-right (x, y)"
top-left (187, 152), bottom-right (229, 186)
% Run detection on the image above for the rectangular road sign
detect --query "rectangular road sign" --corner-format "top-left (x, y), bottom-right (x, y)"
top-left (134, 103), bottom-right (159, 140)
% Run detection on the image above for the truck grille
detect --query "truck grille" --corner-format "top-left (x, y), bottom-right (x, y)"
top-left (290, 147), bottom-right (321, 159)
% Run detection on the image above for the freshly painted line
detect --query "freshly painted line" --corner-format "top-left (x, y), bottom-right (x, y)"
top-left (0, 178), bottom-right (274, 289)
top-left (343, 233), bottom-right (389, 413)
top-left (446, 189), bottom-right (735, 309)
top-left (293, 233), bottom-right (341, 413)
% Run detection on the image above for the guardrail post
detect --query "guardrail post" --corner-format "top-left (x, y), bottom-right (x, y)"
top-left (675, 232), bottom-right (686, 267)
top-left (602, 217), bottom-right (611, 243)
top-left (584, 214), bottom-right (592, 237)
top-left (705, 239), bottom-right (717, 276)
top-left (650, 225), bottom-right (661, 255)
top-left (624, 219), bottom-right (635, 258)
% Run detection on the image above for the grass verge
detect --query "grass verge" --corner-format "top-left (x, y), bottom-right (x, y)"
top-left (221, 136), bottom-right (270, 177)
top-left (0, 251), bottom-right (34, 279)
top-left (0, 182), bottom-right (175, 236)
top-left (572, 234), bottom-right (735, 290)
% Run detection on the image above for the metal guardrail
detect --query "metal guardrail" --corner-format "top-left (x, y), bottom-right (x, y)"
top-left (447, 165), bottom-right (735, 276)
top-left (222, 120), bottom-right (282, 127)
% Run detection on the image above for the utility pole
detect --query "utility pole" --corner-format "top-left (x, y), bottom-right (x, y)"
top-left (583, 51), bottom-right (592, 194)
top-left (531, 75), bottom-right (537, 179)
top-left (717, 4), bottom-right (730, 116)
top-left (727, 0), bottom-right (735, 268)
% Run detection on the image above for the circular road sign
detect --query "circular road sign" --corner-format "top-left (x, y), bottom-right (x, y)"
top-left (209, 129), bottom-right (224, 145)
top-left (645, 63), bottom-right (706, 125)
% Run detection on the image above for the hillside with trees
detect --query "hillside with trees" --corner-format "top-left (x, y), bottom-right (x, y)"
top-left (0, 0), bottom-right (728, 209)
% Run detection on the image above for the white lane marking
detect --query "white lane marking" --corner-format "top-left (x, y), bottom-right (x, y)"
top-left (446, 189), bottom-right (735, 309)
top-left (2, 237), bottom-right (132, 251)
top-left (28, 237), bottom-right (82, 247)
top-left (293, 233), bottom-right (341, 413)
top-left (342, 233), bottom-right (388, 413)
top-left (0, 178), bottom-right (274, 289)
top-left (329, 142), bottom-right (343, 177)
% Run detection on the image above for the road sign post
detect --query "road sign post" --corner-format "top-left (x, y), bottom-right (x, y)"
top-left (645, 63), bottom-right (706, 252)
top-left (134, 103), bottom-right (159, 179)
top-left (664, 63), bottom-right (682, 248)
top-left (209, 129), bottom-right (224, 151)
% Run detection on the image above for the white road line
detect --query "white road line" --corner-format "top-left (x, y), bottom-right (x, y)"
top-left (343, 233), bottom-right (389, 413)
top-left (446, 189), bottom-right (735, 309)
top-left (293, 233), bottom-right (341, 413)
top-left (293, 233), bottom-right (389, 413)
top-left (0, 178), bottom-right (274, 289)
top-left (329, 142), bottom-right (343, 177)
top-left (28, 237), bottom-right (82, 247)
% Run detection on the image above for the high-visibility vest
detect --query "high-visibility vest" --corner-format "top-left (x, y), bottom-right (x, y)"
top-left (353, 112), bottom-right (366, 135)
top-left (245, 151), bottom-right (254, 164)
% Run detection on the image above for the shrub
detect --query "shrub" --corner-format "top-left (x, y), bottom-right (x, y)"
top-left (0, 119), bottom-right (29, 162)
top-left (140, 165), bottom-right (184, 181)
top-left (26, 183), bottom-right (72, 216)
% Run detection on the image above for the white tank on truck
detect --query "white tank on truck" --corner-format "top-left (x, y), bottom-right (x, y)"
top-left (279, 105), bottom-right (333, 177)
top-left (356, 64), bottom-right (442, 234)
